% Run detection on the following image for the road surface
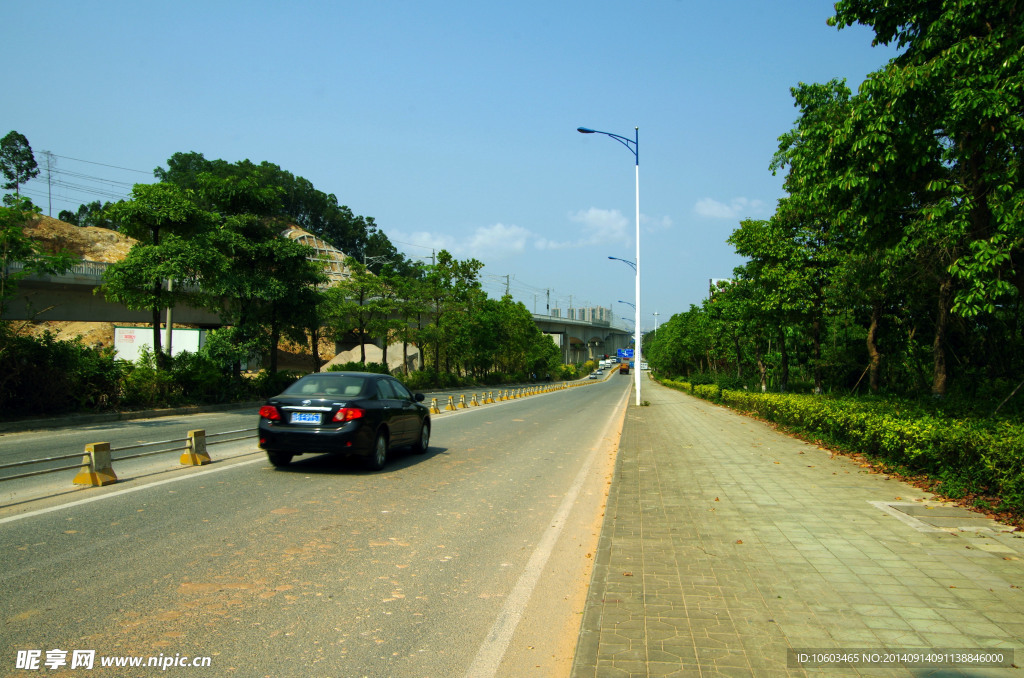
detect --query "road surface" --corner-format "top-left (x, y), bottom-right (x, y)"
top-left (1, 378), bottom-right (627, 677)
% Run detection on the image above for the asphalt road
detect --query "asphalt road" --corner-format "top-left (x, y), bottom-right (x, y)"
top-left (1, 377), bottom-right (628, 677)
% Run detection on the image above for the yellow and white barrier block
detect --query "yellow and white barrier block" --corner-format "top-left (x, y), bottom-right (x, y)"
top-left (181, 429), bottom-right (212, 466)
top-left (73, 442), bottom-right (117, 487)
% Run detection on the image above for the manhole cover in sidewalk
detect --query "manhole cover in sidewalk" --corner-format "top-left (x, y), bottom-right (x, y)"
top-left (870, 501), bottom-right (1015, 533)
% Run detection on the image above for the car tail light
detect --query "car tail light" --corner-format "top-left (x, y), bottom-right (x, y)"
top-left (332, 407), bottom-right (365, 423)
top-left (259, 405), bottom-right (281, 420)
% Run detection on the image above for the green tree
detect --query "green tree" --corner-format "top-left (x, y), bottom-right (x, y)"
top-left (200, 214), bottom-right (326, 374)
top-left (59, 200), bottom-right (116, 229)
top-left (103, 183), bottom-right (217, 361)
top-left (322, 257), bottom-right (387, 365)
top-left (0, 131), bottom-right (40, 202)
top-left (420, 250), bottom-right (483, 373)
top-left (390, 265), bottom-right (430, 374)
top-left (154, 152), bottom-right (410, 268)
top-left (0, 198), bottom-right (73, 318)
top-left (828, 0), bottom-right (1024, 393)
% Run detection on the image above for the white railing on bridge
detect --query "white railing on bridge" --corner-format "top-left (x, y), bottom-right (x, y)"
top-left (3, 260), bottom-right (112, 279)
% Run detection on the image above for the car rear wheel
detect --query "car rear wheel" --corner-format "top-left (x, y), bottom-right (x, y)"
top-left (412, 422), bottom-right (430, 455)
top-left (268, 452), bottom-right (293, 468)
top-left (366, 432), bottom-right (388, 471)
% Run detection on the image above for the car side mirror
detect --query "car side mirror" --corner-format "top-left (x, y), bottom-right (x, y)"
top-left (414, 393), bottom-right (425, 402)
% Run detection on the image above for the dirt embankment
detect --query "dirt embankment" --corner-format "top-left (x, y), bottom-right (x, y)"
top-left (25, 214), bottom-right (136, 262)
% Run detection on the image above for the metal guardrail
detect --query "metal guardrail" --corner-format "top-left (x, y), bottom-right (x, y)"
top-left (0, 452), bottom-right (86, 482)
top-left (0, 427), bottom-right (257, 485)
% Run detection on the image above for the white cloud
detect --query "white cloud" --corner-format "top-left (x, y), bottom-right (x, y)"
top-left (467, 223), bottom-right (531, 259)
top-left (389, 208), bottom-right (670, 263)
top-left (389, 230), bottom-right (457, 256)
top-left (694, 197), bottom-right (767, 219)
top-left (569, 207), bottom-right (630, 244)
top-left (534, 236), bottom-right (574, 251)
top-left (390, 223), bottom-right (533, 261)
top-left (642, 214), bottom-right (673, 231)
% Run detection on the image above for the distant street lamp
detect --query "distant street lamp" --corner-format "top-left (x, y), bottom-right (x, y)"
top-left (582, 126), bottom-right (641, 404)
top-left (617, 299), bottom-right (635, 309)
top-left (608, 256), bottom-right (636, 272)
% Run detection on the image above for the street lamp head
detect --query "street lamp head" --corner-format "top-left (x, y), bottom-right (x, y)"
top-left (577, 127), bottom-right (596, 134)
top-left (608, 255), bottom-right (637, 271)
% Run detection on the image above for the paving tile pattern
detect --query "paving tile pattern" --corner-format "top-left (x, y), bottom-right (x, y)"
top-left (572, 379), bottom-right (1024, 677)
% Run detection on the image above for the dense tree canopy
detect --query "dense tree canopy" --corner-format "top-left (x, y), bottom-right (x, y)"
top-left (91, 151), bottom-right (561, 381)
top-left (153, 152), bottom-right (408, 271)
top-left (646, 0), bottom-right (1023, 407)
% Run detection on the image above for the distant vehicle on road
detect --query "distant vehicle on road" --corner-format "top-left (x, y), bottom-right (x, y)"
top-left (619, 362), bottom-right (630, 375)
top-left (258, 372), bottom-right (430, 471)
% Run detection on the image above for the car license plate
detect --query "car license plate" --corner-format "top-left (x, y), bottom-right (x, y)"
top-left (290, 412), bottom-right (321, 425)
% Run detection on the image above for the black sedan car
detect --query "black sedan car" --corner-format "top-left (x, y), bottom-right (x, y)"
top-left (258, 372), bottom-right (431, 470)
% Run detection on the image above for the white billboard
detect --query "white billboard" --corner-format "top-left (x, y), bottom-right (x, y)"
top-left (114, 326), bottom-right (207, 362)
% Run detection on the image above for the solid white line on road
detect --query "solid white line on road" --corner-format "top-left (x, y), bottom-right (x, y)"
top-left (0, 454), bottom-right (266, 526)
top-left (463, 385), bottom-right (631, 678)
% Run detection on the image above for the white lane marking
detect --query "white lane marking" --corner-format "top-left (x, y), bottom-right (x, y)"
top-left (464, 385), bottom-right (630, 678)
top-left (0, 455), bottom-right (266, 526)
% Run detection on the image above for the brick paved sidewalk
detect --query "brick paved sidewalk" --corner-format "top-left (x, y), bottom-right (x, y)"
top-left (572, 377), bottom-right (1024, 677)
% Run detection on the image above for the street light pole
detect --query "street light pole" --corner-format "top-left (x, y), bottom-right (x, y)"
top-left (580, 126), bottom-right (641, 405)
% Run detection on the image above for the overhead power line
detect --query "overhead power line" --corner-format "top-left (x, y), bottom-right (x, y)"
top-left (18, 152), bottom-right (151, 214)
top-left (50, 154), bottom-right (151, 174)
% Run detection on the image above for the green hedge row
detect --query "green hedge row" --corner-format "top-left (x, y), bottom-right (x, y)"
top-left (663, 379), bottom-right (1024, 516)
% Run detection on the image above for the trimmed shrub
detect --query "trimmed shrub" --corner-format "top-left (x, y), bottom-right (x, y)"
top-left (327, 361), bottom-right (390, 374)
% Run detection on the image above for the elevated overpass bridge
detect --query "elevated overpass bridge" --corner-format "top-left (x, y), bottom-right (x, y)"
top-left (1, 261), bottom-right (630, 364)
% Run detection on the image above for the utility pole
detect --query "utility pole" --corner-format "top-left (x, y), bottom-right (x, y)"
top-left (42, 151), bottom-right (56, 217)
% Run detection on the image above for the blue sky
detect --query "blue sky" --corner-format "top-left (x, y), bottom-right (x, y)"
top-left (9, 1), bottom-right (897, 330)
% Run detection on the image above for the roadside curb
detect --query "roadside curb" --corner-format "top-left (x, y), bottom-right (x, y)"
top-left (0, 401), bottom-right (264, 435)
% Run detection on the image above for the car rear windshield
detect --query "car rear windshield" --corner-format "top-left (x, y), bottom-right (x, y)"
top-left (283, 376), bottom-right (367, 398)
